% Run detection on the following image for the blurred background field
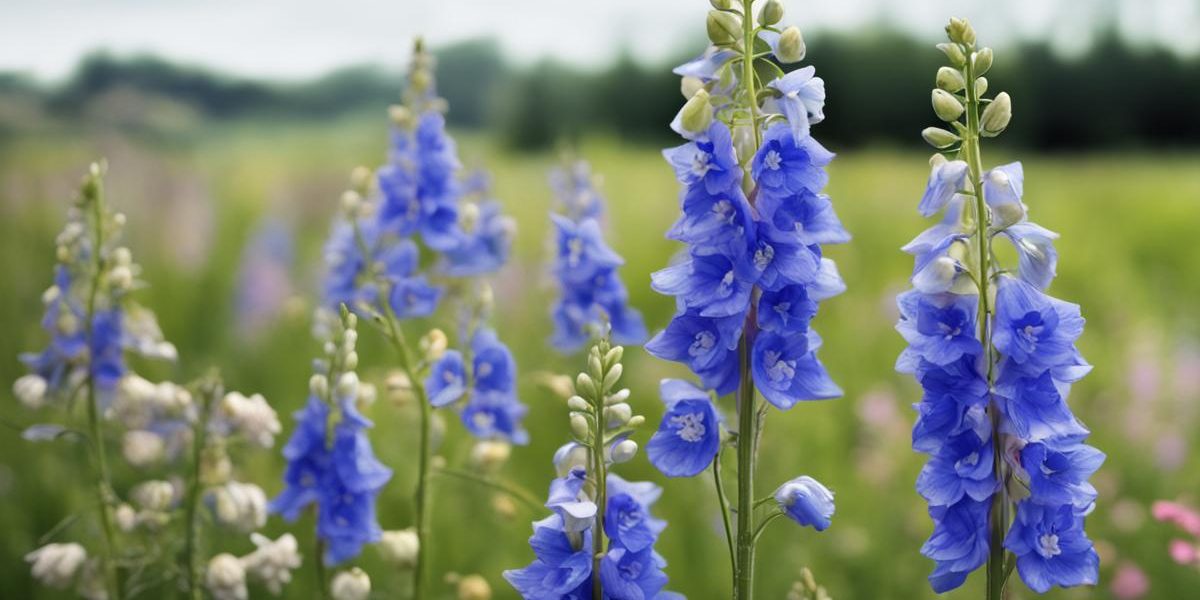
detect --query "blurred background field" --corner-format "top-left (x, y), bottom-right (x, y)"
top-left (2, 1), bottom-right (1200, 598)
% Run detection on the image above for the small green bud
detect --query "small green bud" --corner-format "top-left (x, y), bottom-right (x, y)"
top-left (627, 415), bottom-right (646, 428)
top-left (569, 413), bottom-right (591, 441)
top-left (567, 395), bottom-right (590, 412)
top-left (709, 0), bottom-right (733, 8)
top-left (937, 43), bottom-right (966, 68)
top-left (921, 127), bottom-right (960, 149)
top-left (575, 372), bottom-right (597, 400)
top-left (680, 76), bottom-right (704, 99)
top-left (758, 0), bottom-right (784, 26)
top-left (680, 89), bottom-right (714, 134)
top-left (776, 26), bottom-right (806, 63)
top-left (935, 67), bottom-right (965, 93)
top-left (588, 352), bottom-right (603, 380)
top-left (945, 17), bottom-right (976, 47)
top-left (706, 10), bottom-right (741, 46)
top-left (602, 363), bottom-right (623, 391)
top-left (973, 47), bottom-right (993, 77)
top-left (931, 89), bottom-right (964, 122)
top-left (604, 346), bottom-right (624, 369)
top-left (980, 91), bottom-right (1012, 137)
top-left (975, 77), bottom-right (988, 99)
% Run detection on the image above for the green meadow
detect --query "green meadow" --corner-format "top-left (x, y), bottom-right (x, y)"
top-left (1, 116), bottom-right (1198, 598)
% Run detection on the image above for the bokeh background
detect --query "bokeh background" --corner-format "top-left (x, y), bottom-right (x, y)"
top-left (2, 0), bottom-right (1199, 598)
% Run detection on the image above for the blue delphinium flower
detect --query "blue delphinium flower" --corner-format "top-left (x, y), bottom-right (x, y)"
top-left (272, 313), bottom-right (391, 565)
top-left (773, 476), bottom-right (835, 531)
top-left (424, 326), bottom-right (528, 444)
top-left (646, 379), bottom-right (721, 477)
top-left (547, 160), bottom-right (647, 351)
top-left (899, 21), bottom-right (1103, 594)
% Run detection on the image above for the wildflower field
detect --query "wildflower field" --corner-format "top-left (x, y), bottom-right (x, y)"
top-left (1, 110), bottom-right (1198, 598)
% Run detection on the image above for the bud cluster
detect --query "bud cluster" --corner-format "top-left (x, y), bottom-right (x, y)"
top-left (566, 338), bottom-right (643, 464)
top-left (923, 18), bottom-right (1009, 153)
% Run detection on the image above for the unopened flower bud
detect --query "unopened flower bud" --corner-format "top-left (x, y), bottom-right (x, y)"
top-left (13, 374), bottom-right (48, 409)
top-left (309, 374), bottom-right (329, 398)
top-left (567, 395), bottom-right (590, 412)
top-left (389, 104), bottom-right (414, 127)
top-left (680, 76), bottom-right (704, 99)
top-left (470, 440), bottom-right (512, 471)
top-left (935, 67), bottom-right (965, 93)
top-left (603, 345), bottom-right (624, 369)
top-left (931, 89), bottom-right (964, 122)
top-left (340, 191), bottom-right (362, 215)
top-left (132, 480), bottom-right (175, 512)
top-left (422, 329), bottom-right (448, 361)
top-left (379, 529), bottom-right (419, 568)
top-left (709, 0), bottom-right (733, 9)
top-left (350, 166), bottom-right (372, 192)
top-left (569, 413), bottom-right (591, 441)
top-left (921, 127), bottom-right (960, 149)
top-left (205, 553), bottom-right (247, 600)
top-left (331, 568), bottom-right (371, 600)
top-left (758, 0), bottom-right (784, 26)
top-left (706, 10), bottom-right (741, 46)
top-left (975, 77), bottom-right (988, 99)
top-left (457, 574), bottom-right (492, 600)
top-left (777, 26), bottom-right (806, 63)
top-left (336, 372), bottom-right (359, 400)
top-left (602, 363), bottom-right (623, 391)
top-left (115, 503), bottom-right (137, 532)
top-left (733, 124), bottom-right (756, 164)
top-left (611, 439), bottom-right (638, 464)
top-left (123, 430), bottom-right (165, 468)
top-left (575, 373), bottom-right (597, 400)
top-left (627, 415), bottom-right (646, 428)
top-left (937, 43), bottom-right (966, 68)
top-left (680, 89), bottom-right (713, 134)
top-left (973, 47), bottom-right (993, 77)
top-left (605, 388), bottom-right (631, 406)
top-left (56, 312), bottom-right (79, 336)
top-left (946, 17), bottom-right (976, 47)
top-left (112, 246), bottom-right (132, 266)
top-left (605, 403), bottom-right (632, 427)
top-left (980, 92), bottom-right (1011, 137)
top-left (492, 495), bottom-right (517, 519)
top-left (113, 212), bottom-right (126, 227)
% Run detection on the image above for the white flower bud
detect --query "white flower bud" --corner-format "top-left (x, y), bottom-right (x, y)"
top-left (423, 329), bottom-right (449, 361)
top-left (921, 127), bottom-right (960, 149)
top-left (680, 76), bottom-right (704, 99)
top-left (946, 17), bottom-right (976, 47)
top-left (457, 574), bottom-right (492, 600)
top-left (330, 568), bottom-right (371, 600)
top-left (777, 26), bottom-right (806, 63)
top-left (627, 415), bottom-right (646, 428)
top-left (758, 0), bottom-right (783, 26)
top-left (605, 388), bottom-right (631, 406)
top-left (931, 89), bottom-right (964, 122)
top-left (56, 312), bottom-right (79, 336)
top-left (217, 392), bottom-right (281, 448)
top-left (340, 190), bottom-right (362, 214)
top-left (132, 480), bottom-right (175, 512)
top-left (25, 543), bottom-right (86, 589)
top-left (389, 104), bottom-right (414, 127)
top-left (112, 246), bottom-right (132, 266)
top-left (611, 439), bottom-right (638, 464)
top-left (980, 92), bottom-right (1012, 137)
top-left (241, 533), bottom-right (302, 595)
top-left (358, 383), bottom-right (377, 407)
top-left (973, 47), bottom-right (993, 77)
top-left (605, 403), bottom-right (632, 428)
top-left (209, 481), bottom-right (268, 533)
top-left (309, 374), bottom-right (329, 398)
top-left (569, 413), bottom-right (591, 441)
top-left (122, 430), bottom-right (165, 468)
top-left (13, 374), bottom-right (48, 409)
top-left (937, 43), bottom-right (966, 68)
top-left (567, 395), bottom-right (590, 412)
top-left (379, 529), bottom-right (419, 568)
top-left (679, 89), bottom-right (713, 134)
top-left (706, 10), bottom-right (741, 46)
top-left (336, 372), bottom-right (359, 400)
top-left (975, 77), bottom-right (989, 99)
top-left (112, 212), bottom-right (126, 227)
top-left (115, 503), bottom-right (137, 532)
top-left (935, 67), bottom-right (965, 93)
top-left (602, 363), bottom-right (624, 391)
top-left (459, 202), bottom-right (481, 231)
top-left (205, 553), bottom-right (247, 600)
top-left (470, 440), bottom-right (512, 471)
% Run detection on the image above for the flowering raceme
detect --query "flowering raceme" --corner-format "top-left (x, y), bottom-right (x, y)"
top-left (548, 159), bottom-right (646, 351)
top-left (643, 1), bottom-right (845, 597)
top-left (898, 19), bottom-right (1103, 596)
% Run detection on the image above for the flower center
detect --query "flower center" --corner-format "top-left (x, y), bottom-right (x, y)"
top-left (711, 199), bottom-right (734, 223)
top-left (754, 244), bottom-right (775, 271)
top-left (764, 149), bottom-right (783, 171)
top-left (689, 331), bottom-right (716, 357)
top-left (671, 412), bottom-right (707, 443)
top-left (1038, 533), bottom-right (1062, 558)
top-left (691, 152), bottom-right (712, 177)
top-left (765, 350), bottom-right (796, 384)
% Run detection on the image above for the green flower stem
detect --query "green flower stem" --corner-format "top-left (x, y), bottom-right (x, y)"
top-left (432, 467), bottom-right (542, 512)
top-left (183, 377), bottom-right (218, 600)
top-left (381, 309), bottom-right (433, 600)
top-left (736, 2), bottom-right (763, 599)
top-left (591, 359), bottom-right (610, 600)
top-left (712, 449), bottom-right (736, 583)
top-left (314, 534), bottom-right (330, 599)
top-left (961, 56), bottom-right (1010, 600)
top-left (83, 173), bottom-right (121, 600)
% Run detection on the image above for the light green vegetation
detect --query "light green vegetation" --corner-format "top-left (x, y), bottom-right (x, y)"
top-left (1, 117), bottom-right (1198, 598)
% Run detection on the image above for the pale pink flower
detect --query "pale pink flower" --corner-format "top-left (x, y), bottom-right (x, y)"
top-left (1110, 562), bottom-right (1149, 599)
top-left (1152, 500), bottom-right (1200, 537)
top-left (1168, 539), bottom-right (1198, 566)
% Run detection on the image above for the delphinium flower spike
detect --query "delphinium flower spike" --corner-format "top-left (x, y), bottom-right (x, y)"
top-left (898, 18), bottom-right (1103, 596)
top-left (504, 335), bottom-right (684, 599)
top-left (298, 37), bottom-right (523, 598)
top-left (644, 1), bottom-right (847, 597)
top-left (14, 163), bottom-right (298, 600)
top-left (547, 158), bottom-right (646, 350)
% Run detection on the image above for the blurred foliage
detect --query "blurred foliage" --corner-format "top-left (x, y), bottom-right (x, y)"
top-left (2, 29), bottom-right (1200, 152)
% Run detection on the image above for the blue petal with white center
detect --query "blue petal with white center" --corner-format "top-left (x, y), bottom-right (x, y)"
top-left (647, 379), bottom-right (721, 477)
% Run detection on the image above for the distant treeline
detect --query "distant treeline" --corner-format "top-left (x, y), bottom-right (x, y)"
top-left (1, 31), bottom-right (1197, 150)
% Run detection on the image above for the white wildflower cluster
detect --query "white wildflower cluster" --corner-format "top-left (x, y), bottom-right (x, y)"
top-left (211, 391), bottom-right (282, 448)
top-left (204, 533), bottom-right (302, 600)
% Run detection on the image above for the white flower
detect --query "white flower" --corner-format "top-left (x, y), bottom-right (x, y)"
top-left (209, 481), bottom-right (267, 533)
top-left (215, 392), bottom-right (281, 448)
top-left (240, 533), bottom-right (302, 595)
top-left (25, 543), bottom-right (86, 589)
top-left (457, 574), bottom-right (492, 600)
top-left (114, 504), bottom-right (137, 532)
top-left (122, 430), bottom-right (165, 468)
top-left (330, 567), bottom-right (371, 600)
top-left (131, 480), bottom-right (175, 512)
top-left (378, 529), bottom-right (419, 568)
top-left (13, 374), bottom-right (48, 409)
top-left (205, 553), bottom-right (247, 600)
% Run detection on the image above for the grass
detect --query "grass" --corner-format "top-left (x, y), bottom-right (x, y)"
top-left (1, 115), bottom-right (1198, 599)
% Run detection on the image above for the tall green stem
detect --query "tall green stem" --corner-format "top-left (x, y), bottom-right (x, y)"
top-left (735, 3), bottom-right (762, 598)
top-left (962, 59), bottom-right (1008, 600)
top-left (83, 174), bottom-right (120, 600)
top-left (590, 388), bottom-right (608, 600)
top-left (383, 312), bottom-right (433, 599)
top-left (184, 379), bottom-right (216, 600)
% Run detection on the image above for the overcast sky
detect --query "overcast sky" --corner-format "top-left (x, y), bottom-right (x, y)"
top-left (2, 0), bottom-right (1197, 81)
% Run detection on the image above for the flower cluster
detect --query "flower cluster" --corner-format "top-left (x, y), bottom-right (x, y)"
top-left (505, 338), bottom-right (682, 599)
top-left (899, 19), bottom-right (1102, 594)
top-left (547, 159), bottom-right (646, 350)
top-left (272, 309), bottom-right (392, 565)
top-left (15, 164), bottom-right (298, 600)
top-left (427, 318), bottom-right (529, 444)
top-left (1153, 500), bottom-right (1200, 568)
